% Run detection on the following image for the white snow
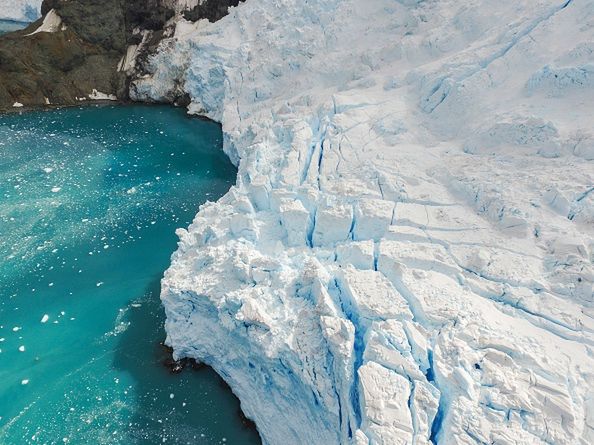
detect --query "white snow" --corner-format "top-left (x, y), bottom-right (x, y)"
top-left (0, 0), bottom-right (41, 22)
top-left (12, 102), bottom-right (23, 108)
top-left (134, 0), bottom-right (594, 444)
top-left (88, 89), bottom-right (117, 101)
top-left (117, 44), bottom-right (140, 73)
top-left (117, 31), bottom-right (151, 74)
top-left (25, 9), bottom-right (62, 36)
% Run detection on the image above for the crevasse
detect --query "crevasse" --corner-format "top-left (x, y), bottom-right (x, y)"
top-left (132, 0), bottom-right (594, 444)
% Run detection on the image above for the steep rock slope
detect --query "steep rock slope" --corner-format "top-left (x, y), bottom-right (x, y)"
top-left (0, 0), bottom-right (172, 110)
top-left (133, 0), bottom-right (594, 444)
top-left (0, 0), bottom-right (242, 110)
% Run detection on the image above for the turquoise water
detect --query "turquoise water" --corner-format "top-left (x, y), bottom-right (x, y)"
top-left (0, 105), bottom-right (260, 444)
top-left (0, 20), bottom-right (28, 35)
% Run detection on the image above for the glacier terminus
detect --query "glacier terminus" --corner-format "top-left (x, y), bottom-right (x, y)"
top-left (130, 0), bottom-right (594, 444)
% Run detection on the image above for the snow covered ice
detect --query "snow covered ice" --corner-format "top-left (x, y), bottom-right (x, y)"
top-left (0, 0), bottom-right (41, 22)
top-left (132, 0), bottom-right (594, 444)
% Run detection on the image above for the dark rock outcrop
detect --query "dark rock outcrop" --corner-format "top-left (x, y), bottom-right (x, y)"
top-left (0, 0), bottom-right (243, 112)
top-left (183, 0), bottom-right (243, 23)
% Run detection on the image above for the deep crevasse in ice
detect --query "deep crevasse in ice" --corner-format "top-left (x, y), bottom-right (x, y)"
top-left (132, 0), bottom-right (594, 444)
top-left (0, 0), bottom-right (42, 22)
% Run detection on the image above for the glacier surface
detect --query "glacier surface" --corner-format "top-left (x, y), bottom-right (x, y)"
top-left (132, 0), bottom-right (594, 444)
top-left (0, 0), bottom-right (41, 22)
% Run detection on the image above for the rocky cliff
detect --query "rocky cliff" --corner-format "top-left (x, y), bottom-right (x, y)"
top-left (0, 0), bottom-right (241, 111)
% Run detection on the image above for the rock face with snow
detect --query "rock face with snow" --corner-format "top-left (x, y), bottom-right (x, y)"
top-left (133, 0), bottom-right (594, 444)
top-left (0, 0), bottom-right (42, 22)
top-left (0, 0), bottom-right (241, 110)
top-left (0, 0), bottom-right (137, 109)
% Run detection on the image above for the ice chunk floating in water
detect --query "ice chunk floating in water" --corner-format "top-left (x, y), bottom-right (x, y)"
top-left (0, 105), bottom-right (260, 445)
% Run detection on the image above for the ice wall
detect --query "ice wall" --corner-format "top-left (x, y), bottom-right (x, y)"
top-left (132, 0), bottom-right (594, 444)
top-left (0, 0), bottom-right (42, 22)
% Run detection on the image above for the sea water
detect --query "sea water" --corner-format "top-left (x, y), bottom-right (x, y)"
top-left (0, 105), bottom-right (261, 444)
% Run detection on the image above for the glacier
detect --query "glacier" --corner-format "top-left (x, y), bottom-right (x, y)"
top-left (130, 0), bottom-right (594, 444)
top-left (0, 0), bottom-right (41, 22)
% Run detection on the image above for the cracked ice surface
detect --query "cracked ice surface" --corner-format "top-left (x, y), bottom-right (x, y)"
top-left (133, 0), bottom-right (594, 444)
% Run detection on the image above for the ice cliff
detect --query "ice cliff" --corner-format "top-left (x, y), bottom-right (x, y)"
top-left (132, 0), bottom-right (594, 444)
top-left (0, 0), bottom-right (41, 22)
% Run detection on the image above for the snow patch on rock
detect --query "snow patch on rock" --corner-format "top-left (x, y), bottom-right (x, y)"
top-left (25, 9), bottom-right (62, 36)
top-left (88, 89), bottom-right (117, 101)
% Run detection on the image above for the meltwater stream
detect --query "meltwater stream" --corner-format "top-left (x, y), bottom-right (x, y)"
top-left (0, 105), bottom-right (261, 445)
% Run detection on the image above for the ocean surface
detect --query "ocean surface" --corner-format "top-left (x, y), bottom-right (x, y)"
top-left (0, 105), bottom-right (261, 444)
